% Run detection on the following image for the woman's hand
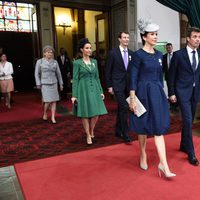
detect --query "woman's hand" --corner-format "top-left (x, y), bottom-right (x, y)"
top-left (129, 91), bottom-right (136, 113)
top-left (101, 93), bottom-right (105, 100)
top-left (60, 85), bottom-right (63, 91)
top-left (71, 97), bottom-right (77, 104)
top-left (0, 72), bottom-right (5, 77)
top-left (129, 99), bottom-right (136, 113)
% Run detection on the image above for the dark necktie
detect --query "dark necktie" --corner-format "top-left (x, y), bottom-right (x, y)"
top-left (192, 50), bottom-right (197, 72)
top-left (167, 53), bottom-right (172, 68)
top-left (123, 49), bottom-right (128, 70)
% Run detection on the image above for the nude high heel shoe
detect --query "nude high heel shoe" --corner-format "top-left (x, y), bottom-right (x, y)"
top-left (87, 135), bottom-right (92, 145)
top-left (140, 155), bottom-right (148, 170)
top-left (140, 163), bottom-right (148, 171)
top-left (158, 163), bottom-right (176, 178)
top-left (43, 114), bottom-right (48, 121)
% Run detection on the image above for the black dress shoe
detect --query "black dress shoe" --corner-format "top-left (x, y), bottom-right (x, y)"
top-left (91, 136), bottom-right (97, 143)
top-left (123, 136), bottom-right (132, 143)
top-left (115, 134), bottom-right (124, 139)
top-left (188, 156), bottom-right (199, 166)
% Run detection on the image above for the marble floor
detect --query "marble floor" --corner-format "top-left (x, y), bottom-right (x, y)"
top-left (1, 105), bottom-right (200, 200)
top-left (0, 166), bottom-right (24, 200)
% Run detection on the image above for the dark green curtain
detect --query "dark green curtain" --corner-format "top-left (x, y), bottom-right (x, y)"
top-left (156, 0), bottom-right (200, 28)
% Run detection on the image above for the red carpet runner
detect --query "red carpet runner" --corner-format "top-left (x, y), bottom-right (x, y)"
top-left (15, 133), bottom-right (200, 200)
top-left (0, 91), bottom-right (186, 167)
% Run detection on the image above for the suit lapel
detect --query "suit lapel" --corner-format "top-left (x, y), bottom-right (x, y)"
top-left (116, 47), bottom-right (125, 68)
top-left (116, 47), bottom-right (131, 70)
top-left (127, 49), bottom-right (132, 70)
top-left (79, 59), bottom-right (95, 72)
top-left (196, 50), bottom-right (200, 71)
top-left (182, 48), bottom-right (193, 71)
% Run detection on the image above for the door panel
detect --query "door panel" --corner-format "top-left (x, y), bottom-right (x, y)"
top-left (95, 13), bottom-right (109, 89)
top-left (0, 31), bottom-right (35, 91)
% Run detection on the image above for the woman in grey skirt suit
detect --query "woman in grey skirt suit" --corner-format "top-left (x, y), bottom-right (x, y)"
top-left (35, 45), bottom-right (63, 124)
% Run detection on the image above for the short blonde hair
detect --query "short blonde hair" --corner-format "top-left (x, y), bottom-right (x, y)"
top-left (43, 45), bottom-right (55, 53)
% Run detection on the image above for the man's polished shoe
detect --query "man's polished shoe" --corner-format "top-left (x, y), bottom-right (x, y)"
top-left (123, 135), bottom-right (132, 143)
top-left (188, 156), bottom-right (199, 166)
top-left (115, 134), bottom-right (124, 139)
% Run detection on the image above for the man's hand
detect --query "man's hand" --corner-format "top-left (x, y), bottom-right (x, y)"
top-left (169, 95), bottom-right (177, 103)
top-left (71, 97), bottom-right (77, 104)
top-left (108, 87), bottom-right (114, 95)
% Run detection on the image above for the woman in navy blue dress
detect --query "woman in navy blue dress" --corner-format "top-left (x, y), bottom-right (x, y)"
top-left (129, 19), bottom-right (176, 178)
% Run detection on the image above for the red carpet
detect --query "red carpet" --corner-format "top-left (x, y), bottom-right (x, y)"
top-left (15, 133), bottom-right (200, 200)
top-left (0, 91), bottom-right (71, 123)
top-left (1, 91), bottom-right (188, 168)
top-left (0, 91), bottom-right (129, 167)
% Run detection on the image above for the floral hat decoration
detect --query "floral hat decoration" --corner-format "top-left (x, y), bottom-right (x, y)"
top-left (137, 19), bottom-right (159, 34)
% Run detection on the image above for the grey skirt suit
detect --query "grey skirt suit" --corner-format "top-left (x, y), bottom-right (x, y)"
top-left (35, 58), bottom-right (63, 102)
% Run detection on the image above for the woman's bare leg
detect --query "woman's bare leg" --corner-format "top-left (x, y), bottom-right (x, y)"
top-left (154, 135), bottom-right (175, 176)
top-left (6, 92), bottom-right (11, 108)
top-left (90, 116), bottom-right (99, 138)
top-left (138, 134), bottom-right (148, 169)
top-left (43, 102), bottom-right (50, 120)
top-left (51, 102), bottom-right (56, 123)
top-left (82, 118), bottom-right (92, 144)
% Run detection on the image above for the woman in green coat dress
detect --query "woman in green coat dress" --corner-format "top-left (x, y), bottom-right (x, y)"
top-left (71, 38), bottom-right (107, 145)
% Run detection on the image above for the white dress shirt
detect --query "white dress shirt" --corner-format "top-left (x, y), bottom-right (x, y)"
top-left (0, 61), bottom-right (13, 80)
top-left (61, 55), bottom-right (65, 65)
top-left (119, 45), bottom-right (128, 64)
top-left (167, 52), bottom-right (173, 68)
top-left (186, 45), bottom-right (199, 69)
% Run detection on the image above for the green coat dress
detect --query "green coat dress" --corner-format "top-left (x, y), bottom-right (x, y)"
top-left (72, 58), bottom-right (107, 118)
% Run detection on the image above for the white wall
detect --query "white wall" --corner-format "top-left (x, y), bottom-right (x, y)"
top-left (137, 0), bottom-right (180, 51)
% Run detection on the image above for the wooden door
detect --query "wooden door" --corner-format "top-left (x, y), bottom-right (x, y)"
top-left (95, 12), bottom-right (109, 89)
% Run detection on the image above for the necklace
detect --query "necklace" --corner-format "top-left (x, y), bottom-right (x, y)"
top-left (82, 58), bottom-right (91, 64)
top-left (82, 59), bottom-right (92, 71)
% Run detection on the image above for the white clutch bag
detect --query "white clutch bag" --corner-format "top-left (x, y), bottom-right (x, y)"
top-left (126, 96), bottom-right (147, 117)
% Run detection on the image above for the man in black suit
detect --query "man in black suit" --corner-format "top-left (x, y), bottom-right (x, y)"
top-left (168, 27), bottom-right (200, 166)
top-left (163, 43), bottom-right (173, 84)
top-left (163, 43), bottom-right (178, 111)
top-left (57, 48), bottom-right (72, 100)
top-left (105, 31), bottom-right (134, 142)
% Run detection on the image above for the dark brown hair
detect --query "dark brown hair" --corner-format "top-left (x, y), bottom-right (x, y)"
top-left (78, 38), bottom-right (90, 52)
top-left (187, 27), bottom-right (200, 38)
top-left (118, 31), bottom-right (129, 39)
top-left (166, 43), bottom-right (172, 47)
top-left (140, 32), bottom-right (149, 45)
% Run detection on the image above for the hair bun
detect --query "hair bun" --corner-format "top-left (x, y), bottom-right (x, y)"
top-left (78, 38), bottom-right (90, 50)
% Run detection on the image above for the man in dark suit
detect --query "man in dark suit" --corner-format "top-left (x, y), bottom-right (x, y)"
top-left (57, 48), bottom-right (72, 100)
top-left (105, 31), bottom-right (134, 142)
top-left (163, 43), bottom-right (173, 84)
top-left (163, 43), bottom-right (178, 111)
top-left (168, 27), bottom-right (200, 166)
